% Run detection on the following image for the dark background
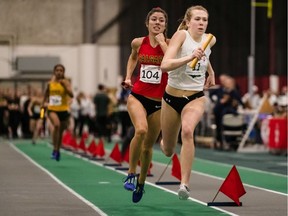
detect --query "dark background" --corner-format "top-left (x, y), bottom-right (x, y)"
top-left (119, 0), bottom-right (287, 94)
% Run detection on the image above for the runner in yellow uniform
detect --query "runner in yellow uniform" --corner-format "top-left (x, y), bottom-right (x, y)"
top-left (43, 64), bottom-right (74, 161)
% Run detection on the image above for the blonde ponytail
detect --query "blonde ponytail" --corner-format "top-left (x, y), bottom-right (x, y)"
top-left (177, 20), bottom-right (188, 31)
top-left (177, 5), bottom-right (209, 31)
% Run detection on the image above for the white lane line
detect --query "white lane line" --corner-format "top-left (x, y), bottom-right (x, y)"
top-left (60, 145), bottom-right (238, 216)
top-left (153, 160), bottom-right (287, 197)
top-left (195, 157), bottom-right (287, 178)
top-left (153, 161), bottom-right (288, 197)
top-left (10, 142), bottom-right (107, 216)
top-left (12, 141), bottom-right (286, 216)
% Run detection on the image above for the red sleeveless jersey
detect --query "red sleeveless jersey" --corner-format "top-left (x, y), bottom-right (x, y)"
top-left (132, 36), bottom-right (168, 99)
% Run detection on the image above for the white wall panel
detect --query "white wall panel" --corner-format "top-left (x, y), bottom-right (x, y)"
top-left (0, 46), bottom-right (12, 77)
top-left (0, 44), bottom-right (120, 94)
top-left (97, 46), bottom-right (120, 88)
top-left (78, 44), bottom-right (98, 95)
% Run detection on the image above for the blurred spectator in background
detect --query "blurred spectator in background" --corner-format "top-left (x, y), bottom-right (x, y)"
top-left (70, 93), bottom-right (81, 137)
top-left (241, 85), bottom-right (263, 144)
top-left (273, 85), bottom-right (288, 118)
top-left (20, 86), bottom-right (33, 138)
top-left (86, 94), bottom-right (96, 135)
top-left (106, 88), bottom-right (118, 142)
top-left (242, 85), bottom-right (261, 110)
top-left (0, 90), bottom-right (9, 137)
top-left (27, 88), bottom-right (44, 144)
top-left (209, 74), bottom-right (244, 149)
top-left (265, 88), bottom-right (278, 108)
top-left (77, 92), bottom-right (91, 137)
top-left (7, 89), bottom-right (21, 139)
top-left (93, 84), bottom-right (110, 141)
top-left (117, 87), bottom-right (132, 139)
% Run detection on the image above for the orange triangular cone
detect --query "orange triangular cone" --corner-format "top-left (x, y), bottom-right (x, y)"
top-left (147, 162), bottom-right (153, 176)
top-left (69, 136), bottom-right (78, 150)
top-left (109, 143), bottom-right (122, 163)
top-left (171, 154), bottom-right (181, 180)
top-left (78, 137), bottom-right (86, 153)
top-left (62, 130), bottom-right (72, 146)
top-left (95, 139), bottom-right (105, 157)
top-left (219, 165), bottom-right (246, 206)
top-left (123, 145), bottom-right (130, 163)
top-left (137, 160), bottom-right (153, 176)
top-left (81, 131), bottom-right (89, 140)
top-left (87, 139), bottom-right (97, 156)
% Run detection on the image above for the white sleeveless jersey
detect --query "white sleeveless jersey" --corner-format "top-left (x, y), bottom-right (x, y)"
top-left (168, 31), bottom-right (211, 91)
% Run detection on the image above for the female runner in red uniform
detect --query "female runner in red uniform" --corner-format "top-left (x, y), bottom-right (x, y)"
top-left (121, 7), bottom-right (169, 203)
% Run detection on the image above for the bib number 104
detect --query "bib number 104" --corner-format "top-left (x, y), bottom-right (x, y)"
top-left (140, 65), bottom-right (162, 84)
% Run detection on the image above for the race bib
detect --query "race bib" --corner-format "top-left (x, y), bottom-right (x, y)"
top-left (49, 95), bottom-right (62, 106)
top-left (140, 64), bottom-right (162, 84)
top-left (33, 105), bottom-right (41, 114)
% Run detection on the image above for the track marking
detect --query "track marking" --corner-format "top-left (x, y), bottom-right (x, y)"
top-left (195, 157), bottom-right (287, 177)
top-left (12, 140), bottom-right (287, 216)
top-left (153, 160), bottom-right (288, 197)
top-left (17, 141), bottom-right (238, 216)
top-left (10, 142), bottom-right (107, 216)
top-left (58, 144), bottom-right (238, 216)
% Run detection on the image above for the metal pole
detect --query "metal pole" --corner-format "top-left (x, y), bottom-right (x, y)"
top-left (248, 0), bottom-right (256, 97)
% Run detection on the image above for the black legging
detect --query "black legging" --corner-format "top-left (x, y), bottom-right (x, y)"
top-left (78, 114), bottom-right (89, 136)
top-left (96, 115), bottom-right (108, 138)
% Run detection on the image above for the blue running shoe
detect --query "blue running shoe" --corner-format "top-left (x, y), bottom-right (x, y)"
top-left (51, 150), bottom-right (57, 159)
top-left (132, 180), bottom-right (145, 203)
top-left (123, 173), bottom-right (136, 191)
top-left (55, 151), bottom-right (61, 161)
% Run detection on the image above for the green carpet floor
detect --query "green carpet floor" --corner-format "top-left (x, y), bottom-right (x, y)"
top-left (14, 141), bottom-right (226, 216)
top-left (13, 140), bottom-right (287, 215)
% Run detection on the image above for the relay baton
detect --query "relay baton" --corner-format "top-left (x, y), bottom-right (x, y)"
top-left (189, 33), bottom-right (214, 68)
top-left (40, 107), bottom-right (45, 119)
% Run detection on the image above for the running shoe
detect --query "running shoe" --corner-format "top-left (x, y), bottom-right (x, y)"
top-left (51, 150), bottom-right (57, 159)
top-left (132, 180), bottom-right (145, 203)
top-left (178, 184), bottom-right (190, 200)
top-left (55, 151), bottom-right (61, 161)
top-left (123, 173), bottom-right (136, 191)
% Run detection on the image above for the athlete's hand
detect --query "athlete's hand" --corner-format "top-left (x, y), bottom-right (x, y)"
top-left (191, 47), bottom-right (204, 60)
top-left (121, 79), bottom-right (133, 89)
top-left (59, 79), bottom-right (68, 87)
top-left (155, 33), bottom-right (165, 44)
top-left (50, 75), bottom-right (56, 82)
top-left (204, 74), bottom-right (215, 89)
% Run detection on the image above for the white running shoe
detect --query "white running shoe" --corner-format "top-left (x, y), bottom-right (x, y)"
top-left (178, 184), bottom-right (190, 200)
